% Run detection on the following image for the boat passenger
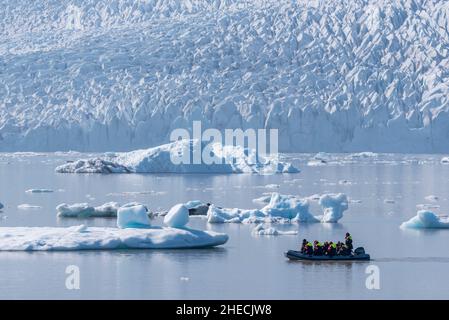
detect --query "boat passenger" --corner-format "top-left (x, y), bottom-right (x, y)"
top-left (313, 241), bottom-right (323, 256)
top-left (301, 239), bottom-right (308, 253)
top-left (345, 233), bottom-right (353, 251)
top-left (306, 242), bottom-right (314, 255)
top-left (328, 242), bottom-right (337, 256)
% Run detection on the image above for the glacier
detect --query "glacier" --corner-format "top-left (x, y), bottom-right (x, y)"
top-left (1, 0), bottom-right (449, 152)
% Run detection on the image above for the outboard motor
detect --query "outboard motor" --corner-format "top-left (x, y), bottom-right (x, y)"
top-left (354, 247), bottom-right (365, 256)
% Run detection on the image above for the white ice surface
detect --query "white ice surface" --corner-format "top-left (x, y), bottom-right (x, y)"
top-left (400, 210), bottom-right (449, 229)
top-left (55, 140), bottom-right (299, 174)
top-left (0, 225), bottom-right (229, 251)
top-left (25, 189), bottom-right (54, 193)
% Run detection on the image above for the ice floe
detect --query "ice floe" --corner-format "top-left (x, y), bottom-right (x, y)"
top-left (55, 140), bottom-right (299, 174)
top-left (185, 200), bottom-right (210, 215)
top-left (0, 226), bottom-right (228, 251)
top-left (400, 211), bottom-right (449, 229)
top-left (251, 224), bottom-right (298, 236)
top-left (441, 157), bottom-right (449, 164)
top-left (57, 202), bottom-right (121, 217)
top-left (208, 192), bottom-right (349, 224)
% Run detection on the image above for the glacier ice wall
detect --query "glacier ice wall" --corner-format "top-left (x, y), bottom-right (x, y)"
top-left (1, 0), bottom-right (449, 152)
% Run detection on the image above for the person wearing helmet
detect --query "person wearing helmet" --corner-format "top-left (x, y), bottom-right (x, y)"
top-left (345, 232), bottom-right (353, 251)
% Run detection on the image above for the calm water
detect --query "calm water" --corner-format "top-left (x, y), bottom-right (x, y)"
top-left (0, 153), bottom-right (449, 299)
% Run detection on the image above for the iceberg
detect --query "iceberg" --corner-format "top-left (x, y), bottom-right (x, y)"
top-left (57, 202), bottom-right (121, 217)
top-left (318, 194), bottom-right (349, 223)
top-left (400, 210), bottom-right (449, 229)
top-left (207, 192), bottom-right (349, 223)
top-left (164, 204), bottom-right (189, 228)
top-left (185, 200), bottom-right (210, 215)
top-left (55, 140), bottom-right (299, 174)
top-left (117, 203), bottom-right (151, 229)
top-left (0, 226), bottom-right (228, 251)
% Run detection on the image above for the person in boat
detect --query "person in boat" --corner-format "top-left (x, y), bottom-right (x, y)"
top-left (322, 241), bottom-right (329, 255)
top-left (340, 244), bottom-right (351, 256)
top-left (345, 233), bottom-right (353, 251)
top-left (306, 242), bottom-right (314, 255)
top-left (328, 242), bottom-right (337, 257)
top-left (301, 239), bottom-right (308, 253)
top-left (313, 241), bottom-right (323, 256)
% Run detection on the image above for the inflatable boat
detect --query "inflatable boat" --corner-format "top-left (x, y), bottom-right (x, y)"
top-left (285, 247), bottom-right (370, 261)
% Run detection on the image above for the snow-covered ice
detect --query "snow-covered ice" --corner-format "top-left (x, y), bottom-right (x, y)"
top-left (57, 202), bottom-right (121, 217)
top-left (0, 226), bottom-right (228, 250)
top-left (164, 204), bottom-right (189, 228)
top-left (117, 203), bottom-right (151, 229)
top-left (251, 224), bottom-right (298, 236)
top-left (55, 140), bottom-right (299, 174)
top-left (425, 195), bottom-right (439, 202)
top-left (400, 210), bottom-right (449, 229)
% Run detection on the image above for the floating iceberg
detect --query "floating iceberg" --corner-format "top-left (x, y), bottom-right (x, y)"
top-left (441, 157), bottom-right (449, 164)
top-left (55, 140), bottom-right (299, 174)
top-left (57, 202), bottom-right (121, 217)
top-left (318, 194), bottom-right (349, 223)
top-left (0, 226), bottom-right (228, 251)
top-left (252, 224), bottom-right (298, 236)
top-left (207, 192), bottom-right (349, 223)
top-left (0, 202), bottom-right (3, 210)
top-left (400, 210), bottom-right (449, 229)
top-left (117, 203), bottom-right (151, 229)
top-left (164, 204), bottom-right (189, 228)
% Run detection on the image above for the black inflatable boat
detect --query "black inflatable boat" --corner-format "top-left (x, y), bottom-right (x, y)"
top-left (285, 247), bottom-right (370, 261)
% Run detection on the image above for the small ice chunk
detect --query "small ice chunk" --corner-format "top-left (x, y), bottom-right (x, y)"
top-left (0, 202), bottom-right (3, 210)
top-left (424, 195), bottom-right (439, 202)
top-left (384, 199), bottom-right (396, 204)
top-left (252, 224), bottom-right (298, 236)
top-left (164, 204), bottom-right (189, 228)
top-left (117, 203), bottom-right (151, 229)
top-left (26, 189), bottom-right (53, 193)
top-left (400, 210), bottom-right (449, 229)
top-left (17, 204), bottom-right (41, 210)
top-left (56, 203), bottom-right (95, 217)
top-left (441, 157), bottom-right (449, 164)
top-left (264, 184), bottom-right (280, 189)
top-left (252, 195), bottom-right (272, 205)
top-left (94, 202), bottom-right (121, 217)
